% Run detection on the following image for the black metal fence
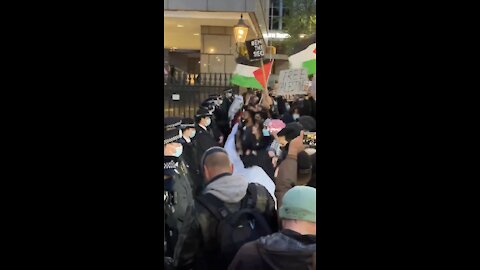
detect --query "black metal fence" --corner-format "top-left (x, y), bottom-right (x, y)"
top-left (164, 84), bottom-right (239, 118)
top-left (165, 71), bottom-right (234, 87)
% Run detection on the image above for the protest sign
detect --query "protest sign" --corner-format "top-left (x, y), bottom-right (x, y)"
top-left (245, 39), bottom-right (265, 59)
top-left (277, 68), bottom-right (309, 97)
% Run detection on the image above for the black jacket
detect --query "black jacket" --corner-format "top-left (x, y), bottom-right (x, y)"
top-left (194, 125), bottom-right (219, 161)
top-left (178, 137), bottom-right (204, 196)
top-left (216, 102), bottom-right (231, 136)
top-left (209, 118), bottom-right (224, 143)
top-left (170, 160), bottom-right (195, 231)
top-left (228, 229), bottom-right (316, 270)
top-left (165, 159), bottom-right (195, 258)
top-left (281, 113), bottom-right (295, 124)
top-left (175, 173), bottom-right (277, 270)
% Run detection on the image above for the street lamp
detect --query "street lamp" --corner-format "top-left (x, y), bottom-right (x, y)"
top-left (233, 14), bottom-right (249, 43)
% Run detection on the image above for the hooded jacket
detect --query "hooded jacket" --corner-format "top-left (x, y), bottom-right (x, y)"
top-left (175, 173), bottom-right (249, 270)
top-left (175, 172), bottom-right (277, 270)
top-left (228, 229), bottom-right (316, 270)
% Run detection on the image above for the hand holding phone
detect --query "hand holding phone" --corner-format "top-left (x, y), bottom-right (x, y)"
top-left (303, 132), bottom-right (316, 148)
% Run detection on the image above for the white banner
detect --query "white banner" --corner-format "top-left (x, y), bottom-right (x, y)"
top-left (277, 68), bottom-right (309, 96)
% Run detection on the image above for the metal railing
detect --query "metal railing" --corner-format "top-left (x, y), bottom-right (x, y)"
top-left (164, 82), bottom-right (239, 118)
top-left (164, 72), bottom-right (234, 87)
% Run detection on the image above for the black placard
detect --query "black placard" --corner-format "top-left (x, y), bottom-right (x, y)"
top-left (245, 39), bottom-right (265, 59)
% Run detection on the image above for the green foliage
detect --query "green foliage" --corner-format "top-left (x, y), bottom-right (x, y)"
top-left (282, 0), bottom-right (316, 54)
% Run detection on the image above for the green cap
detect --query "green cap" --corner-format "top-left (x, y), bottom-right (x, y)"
top-left (279, 186), bottom-right (316, 223)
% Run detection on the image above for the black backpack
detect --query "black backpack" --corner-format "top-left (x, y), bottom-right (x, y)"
top-left (196, 183), bottom-right (273, 268)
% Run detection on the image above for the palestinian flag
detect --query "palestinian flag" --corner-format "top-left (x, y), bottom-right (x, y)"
top-left (289, 43), bottom-right (316, 75)
top-left (231, 61), bottom-right (273, 90)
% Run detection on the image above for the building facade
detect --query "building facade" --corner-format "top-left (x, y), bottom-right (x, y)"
top-left (164, 0), bottom-right (270, 76)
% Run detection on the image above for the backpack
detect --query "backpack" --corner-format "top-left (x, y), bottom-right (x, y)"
top-left (196, 183), bottom-right (273, 268)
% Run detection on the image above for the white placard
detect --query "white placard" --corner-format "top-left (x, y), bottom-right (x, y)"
top-left (277, 68), bottom-right (309, 96)
top-left (172, 94), bottom-right (180, 101)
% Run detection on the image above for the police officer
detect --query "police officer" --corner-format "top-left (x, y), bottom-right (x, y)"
top-left (164, 117), bottom-right (194, 268)
top-left (223, 88), bottom-right (234, 107)
top-left (178, 118), bottom-right (203, 197)
top-left (216, 89), bottom-right (234, 137)
top-left (201, 98), bottom-right (224, 145)
top-left (194, 108), bottom-right (219, 161)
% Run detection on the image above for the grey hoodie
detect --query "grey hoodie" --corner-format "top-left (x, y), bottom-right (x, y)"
top-left (203, 173), bottom-right (249, 203)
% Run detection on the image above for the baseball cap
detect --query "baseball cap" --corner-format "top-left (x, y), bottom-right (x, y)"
top-left (279, 186), bottom-right (316, 223)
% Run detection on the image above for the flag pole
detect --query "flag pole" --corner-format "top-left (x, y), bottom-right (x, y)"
top-left (260, 59), bottom-right (267, 92)
top-left (259, 59), bottom-right (267, 104)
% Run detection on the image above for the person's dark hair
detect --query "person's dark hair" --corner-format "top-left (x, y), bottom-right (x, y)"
top-left (256, 110), bottom-right (268, 121)
top-left (243, 109), bottom-right (255, 120)
top-left (195, 116), bottom-right (206, 124)
top-left (254, 116), bottom-right (265, 126)
top-left (297, 151), bottom-right (312, 185)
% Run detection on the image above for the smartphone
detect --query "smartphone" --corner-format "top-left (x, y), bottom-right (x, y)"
top-left (303, 132), bottom-right (316, 148)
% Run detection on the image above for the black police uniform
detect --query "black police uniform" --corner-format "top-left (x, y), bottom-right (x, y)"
top-left (216, 100), bottom-right (231, 138)
top-left (194, 109), bottom-right (219, 161)
top-left (178, 137), bottom-right (204, 197)
top-left (201, 99), bottom-right (224, 144)
top-left (195, 125), bottom-right (219, 161)
top-left (210, 118), bottom-right (224, 143)
top-left (164, 118), bottom-right (195, 267)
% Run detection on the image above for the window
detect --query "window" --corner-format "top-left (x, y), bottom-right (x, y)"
top-left (272, 17), bottom-right (280, 30)
top-left (271, 0), bottom-right (280, 8)
top-left (272, 7), bottom-right (279, 16)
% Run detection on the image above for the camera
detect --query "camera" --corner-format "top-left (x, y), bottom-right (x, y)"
top-left (303, 132), bottom-right (316, 148)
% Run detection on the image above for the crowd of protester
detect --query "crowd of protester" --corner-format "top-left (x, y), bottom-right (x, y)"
top-left (164, 83), bottom-right (317, 270)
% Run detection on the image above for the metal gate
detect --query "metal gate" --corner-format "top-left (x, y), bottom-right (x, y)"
top-left (164, 72), bottom-right (240, 118)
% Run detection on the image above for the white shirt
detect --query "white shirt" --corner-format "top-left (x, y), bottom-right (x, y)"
top-left (182, 135), bottom-right (191, 143)
top-left (198, 124), bottom-right (207, 131)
